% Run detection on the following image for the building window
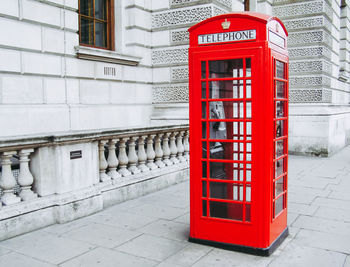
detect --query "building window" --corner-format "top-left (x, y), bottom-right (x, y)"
top-left (244, 0), bottom-right (250, 11)
top-left (79, 0), bottom-right (114, 50)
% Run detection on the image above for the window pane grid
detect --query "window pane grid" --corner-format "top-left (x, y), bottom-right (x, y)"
top-left (201, 58), bottom-right (252, 223)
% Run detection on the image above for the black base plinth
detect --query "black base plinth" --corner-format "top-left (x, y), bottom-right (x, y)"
top-left (189, 227), bottom-right (288, 256)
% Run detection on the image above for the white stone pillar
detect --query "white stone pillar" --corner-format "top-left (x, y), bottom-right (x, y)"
top-left (18, 149), bottom-right (38, 201)
top-left (137, 135), bottom-right (149, 172)
top-left (170, 132), bottom-right (180, 164)
top-left (99, 140), bottom-right (110, 182)
top-left (146, 134), bottom-right (158, 170)
top-left (128, 136), bottom-right (141, 174)
top-left (177, 131), bottom-right (186, 163)
top-left (0, 151), bottom-right (21, 205)
top-left (107, 139), bottom-right (121, 179)
top-left (183, 130), bottom-right (190, 161)
top-left (162, 132), bottom-right (173, 166)
top-left (118, 137), bottom-right (131, 177)
top-left (154, 133), bottom-right (165, 168)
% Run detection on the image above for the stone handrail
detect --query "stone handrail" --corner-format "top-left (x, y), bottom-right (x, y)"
top-left (0, 124), bottom-right (189, 208)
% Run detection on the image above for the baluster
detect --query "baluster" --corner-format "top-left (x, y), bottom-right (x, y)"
top-left (154, 133), bottom-right (165, 168)
top-left (137, 135), bottom-right (149, 172)
top-left (162, 132), bottom-right (172, 166)
top-left (177, 131), bottom-right (186, 163)
top-left (118, 137), bottom-right (131, 177)
top-left (107, 139), bottom-right (121, 179)
top-left (0, 151), bottom-right (21, 205)
top-left (18, 149), bottom-right (38, 201)
top-left (183, 130), bottom-right (190, 161)
top-left (146, 134), bottom-right (158, 170)
top-left (170, 132), bottom-right (180, 164)
top-left (128, 136), bottom-right (141, 174)
top-left (99, 140), bottom-right (110, 182)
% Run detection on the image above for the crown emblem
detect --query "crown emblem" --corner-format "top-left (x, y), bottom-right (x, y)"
top-left (221, 19), bottom-right (230, 30)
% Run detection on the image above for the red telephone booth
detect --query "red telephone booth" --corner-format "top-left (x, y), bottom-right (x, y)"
top-left (188, 12), bottom-right (289, 255)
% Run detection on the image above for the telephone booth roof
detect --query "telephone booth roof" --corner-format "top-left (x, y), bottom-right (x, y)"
top-left (189, 12), bottom-right (288, 48)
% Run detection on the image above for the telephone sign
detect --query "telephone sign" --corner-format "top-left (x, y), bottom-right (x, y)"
top-left (188, 12), bottom-right (289, 256)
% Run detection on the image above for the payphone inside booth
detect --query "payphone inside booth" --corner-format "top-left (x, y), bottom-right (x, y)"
top-left (189, 12), bottom-right (289, 255)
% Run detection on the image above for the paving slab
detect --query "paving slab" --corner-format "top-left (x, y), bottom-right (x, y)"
top-left (60, 247), bottom-right (158, 267)
top-left (312, 197), bottom-right (350, 211)
top-left (61, 222), bottom-right (142, 249)
top-left (314, 206), bottom-right (350, 222)
top-left (139, 219), bottom-right (190, 242)
top-left (294, 229), bottom-right (350, 254)
top-left (268, 242), bottom-right (346, 267)
top-left (0, 230), bottom-right (95, 265)
top-left (173, 212), bottom-right (190, 225)
top-left (161, 243), bottom-right (213, 267)
top-left (115, 234), bottom-right (187, 262)
top-left (0, 252), bottom-right (55, 267)
top-left (124, 203), bottom-right (187, 220)
top-left (345, 256), bottom-right (350, 267)
top-left (287, 202), bottom-right (318, 216)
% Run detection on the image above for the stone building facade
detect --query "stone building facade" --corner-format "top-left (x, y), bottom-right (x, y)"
top-left (0, 0), bottom-right (349, 239)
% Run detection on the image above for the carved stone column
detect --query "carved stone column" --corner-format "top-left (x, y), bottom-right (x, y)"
top-left (162, 132), bottom-right (172, 166)
top-left (99, 140), bottom-right (110, 182)
top-left (107, 139), bottom-right (121, 179)
top-left (0, 151), bottom-right (21, 205)
top-left (128, 136), bottom-right (141, 174)
top-left (118, 137), bottom-right (131, 177)
top-left (183, 130), bottom-right (190, 161)
top-left (170, 132), bottom-right (180, 164)
top-left (146, 134), bottom-right (158, 170)
top-left (137, 135), bottom-right (149, 172)
top-left (154, 133), bottom-right (165, 168)
top-left (177, 131), bottom-right (186, 163)
top-left (17, 149), bottom-right (38, 201)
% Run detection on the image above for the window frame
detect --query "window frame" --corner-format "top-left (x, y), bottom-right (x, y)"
top-left (78, 0), bottom-right (115, 51)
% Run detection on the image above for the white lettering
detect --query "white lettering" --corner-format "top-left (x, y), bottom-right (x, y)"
top-left (198, 30), bottom-right (256, 44)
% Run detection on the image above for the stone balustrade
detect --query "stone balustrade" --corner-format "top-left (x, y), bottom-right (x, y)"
top-left (98, 129), bottom-right (190, 182)
top-left (0, 124), bottom-right (189, 240)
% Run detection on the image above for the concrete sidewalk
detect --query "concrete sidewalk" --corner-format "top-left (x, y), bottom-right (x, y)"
top-left (0, 146), bottom-right (350, 267)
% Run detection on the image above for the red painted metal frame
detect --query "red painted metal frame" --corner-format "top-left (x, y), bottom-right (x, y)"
top-left (189, 12), bottom-right (289, 251)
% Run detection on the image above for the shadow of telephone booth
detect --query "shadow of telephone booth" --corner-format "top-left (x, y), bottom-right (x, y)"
top-left (188, 12), bottom-right (289, 256)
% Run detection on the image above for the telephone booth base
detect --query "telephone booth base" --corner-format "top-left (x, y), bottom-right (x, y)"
top-left (189, 227), bottom-right (288, 256)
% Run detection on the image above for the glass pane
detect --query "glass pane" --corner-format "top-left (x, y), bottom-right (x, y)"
top-left (246, 122), bottom-right (251, 140)
top-left (275, 195), bottom-right (284, 217)
top-left (208, 121), bottom-right (230, 140)
top-left (233, 162), bottom-right (244, 181)
top-left (276, 81), bottom-right (285, 98)
top-left (202, 141), bottom-right (207, 159)
top-left (209, 59), bottom-right (243, 78)
top-left (276, 101), bottom-right (285, 118)
top-left (201, 82), bottom-right (206, 99)
top-left (202, 122), bottom-right (207, 139)
top-left (95, 22), bottom-right (107, 47)
top-left (202, 161), bottom-right (207, 178)
top-left (246, 204), bottom-right (251, 222)
top-left (81, 18), bottom-right (94, 45)
top-left (275, 177), bottom-right (284, 197)
top-left (209, 80), bottom-right (244, 99)
top-left (246, 102), bottom-right (252, 118)
top-left (201, 102), bottom-right (207, 119)
top-left (202, 181), bottom-right (207, 197)
top-left (246, 58), bottom-right (251, 77)
top-left (208, 142), bottom-right (244, 161)
top-left (95, 0), bottom-right (107, 20)
top-left (275, 139), bottom-right (284, 158)
top-left (202, 200), bottom-right (207, 216)
top-left (80, 0), bottom-right (93, 16)
top-left (209, 201), bottom-right (243, 221)
top-left (276, 158), bottom-right (284, 177)
top-left (201, 61), bottom-right (206, 79)
top-left (276, 120), bottom-right (285, 138)
top-left (246, 185), bottom-right (251, 202)
top-left (246, 79), bottom-right (251, 98)
top-left (209, 162), bottom-right (248, 180)
top-left (209, 182), bottom-right (244, 201)
top-left (276, 60), bottom-right (285, 79)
